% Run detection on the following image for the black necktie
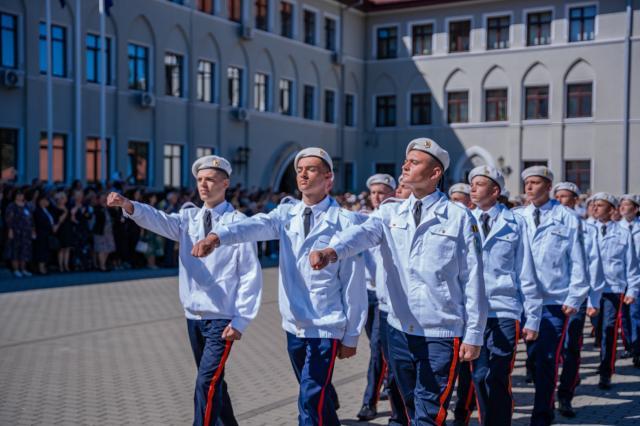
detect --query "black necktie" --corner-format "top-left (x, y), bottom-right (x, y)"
top-left (413, 201), bottom-right (422, 227)
top-left (533, 208), bottom-right (540, 228)
top-left (601, 224), bottom-right (607, 237)
top-left (481, 213), bottom-right (491, 237)
top-left (629, 222), bottom-right (634, 232)
top-left (203, 210), bottom-right (212, 236)
top-left (303, 207), bottom-right (312, 237)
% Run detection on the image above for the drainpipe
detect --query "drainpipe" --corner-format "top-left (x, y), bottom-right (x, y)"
top-left (622, 0), bottom-right (632, 193)
top-left (338, 1), bottom-right (363, 191)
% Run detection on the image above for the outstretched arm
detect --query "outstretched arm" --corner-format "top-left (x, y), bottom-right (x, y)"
top-left (107, 192), bottom-right (181, 242)
top-left (192, 209), bottom-right (282, 258)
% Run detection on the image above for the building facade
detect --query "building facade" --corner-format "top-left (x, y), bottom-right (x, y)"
top-left (0, 0), bottom-right (638, 195)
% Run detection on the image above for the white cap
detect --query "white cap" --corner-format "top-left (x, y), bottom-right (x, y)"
top-left (620, 194), bottom-right (640, 207)
top-left (521, 165), bottom-right (553, 182)
top-left (366, 173), bottom-right (397, 191)
top-left (468, 165), bottom-right (505, 191)
top-left (591, 192), bottom-right (619, 208)
top-left (405, 138), bottom-right (450, 171)
top-left (294, 147), bottom-right (333, 172)
top-left (553, 182), bottom-right (581, 196)
top-left (192, 155), bottom-right (232, 178)
top-left (448, 183), bottom-right (470, 197)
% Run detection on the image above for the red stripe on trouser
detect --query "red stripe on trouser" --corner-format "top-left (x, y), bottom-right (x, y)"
top-left (435, 338), bottom-right (461, 426)
top-left (570, 334), bottom-right (584, 393)
top-left (509, 320), bottom-right (520, 417)
top-left (611, 294), bottom-right (625, 375)
top-left (463, 380), bottom-right (475, 425)
top-left (317, 340), bottom-right (339, 426)
top-left (549, 317), bottom-right (570, 410)
top-left (203, 340), bottom-right (233, 426)
top-left (373, 358), bottom-right (388, 407)
top-left (469, 363), bottom-right (481, 425)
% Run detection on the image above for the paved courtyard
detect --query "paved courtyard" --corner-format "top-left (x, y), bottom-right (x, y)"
top-left (1, 269), bottom-right (639, 425)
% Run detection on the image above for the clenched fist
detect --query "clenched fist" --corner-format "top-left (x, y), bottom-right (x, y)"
top-left (338, 344), bottom-right (357, 359)
top-left (522, 328), bottom-right (539, 342)
top-left (459, 343), bottom-right (481, 362)
top-left (191, 233), bottom-right (221, 258)
top-left (107, 192), bottom-right (134, 215)
top-left (309, 248), bottom-right (338, 270)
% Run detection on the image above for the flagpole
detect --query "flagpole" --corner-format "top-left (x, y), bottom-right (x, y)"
top-left (46, 0), bottom-right (53, 183)
top-left (99, 0), bottom-right (107, 183)
top-left (75, 0), bottom-right (82, 182)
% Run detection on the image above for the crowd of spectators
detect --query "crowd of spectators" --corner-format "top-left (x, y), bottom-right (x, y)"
top-left (0, 180), bottom-right (274, 277)
top-left (1, 177), bottom-right (595, 279)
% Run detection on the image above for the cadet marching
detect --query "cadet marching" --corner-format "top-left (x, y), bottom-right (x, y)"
top-left (107, 138), bottom-right (640, 426)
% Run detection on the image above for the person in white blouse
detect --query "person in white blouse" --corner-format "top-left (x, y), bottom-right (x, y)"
top-left (107, 155), bottom-right (262, 426)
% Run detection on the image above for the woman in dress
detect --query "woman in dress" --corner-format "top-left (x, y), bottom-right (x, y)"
top-left (93, 193), bottom-right (116, 271)
top-left (52, 191), bottom-right (72, 272)
top-left (4, 189), bottom-right (35, 277)
top-left (33, 194), bottom-right (56, 274)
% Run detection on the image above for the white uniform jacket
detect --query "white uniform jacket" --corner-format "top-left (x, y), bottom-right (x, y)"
top-left (124, 201), bottom-right (262, 332)
top-left (330, 191), bottom-right (488, 346)
top-left (215, 197), bottom-right (367, 347)
top-left (472, 204), bottom-right (543, 331)
top-left (516, 201), bottom-right (589, 309)
top-left (594, 220), bottom-right (640, 299)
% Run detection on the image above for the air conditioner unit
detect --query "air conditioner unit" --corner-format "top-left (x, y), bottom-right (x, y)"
top-left (231, 108), bottom-right (249, 121)
top-left (239, 25), bottom-right (254, 40)
top-left (331, 52), bottom-right (343, 66)
top-left (0, 69), bottom-right (24, 89)
top-left (138, 92), bottom-right (156, 108)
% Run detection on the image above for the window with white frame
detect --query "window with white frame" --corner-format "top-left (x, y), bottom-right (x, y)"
top-left (279, 79), bottom-right (293, 115)
top-left (280, 1), bottom-right (294, 38)
top-left (376, 95), bottom-right (396, 127)
top-left (304, 10), bottom-right (316, 45)
top-left (228, 66), bottom-right (243, 107)
top-left (165, 53), bottom-right (184, 97)
top-left (527, 11), bottom-right (552, 46)
top-left (164, 144), bottom-right (183, 188)
top-left (412, 24), bottom-right (433, 56)
top-left (197, 60), bottom-right (215, 103)
top-left (325, 17), bottom-right (337, 51)
top-left (303, 85), bottom-right (315, 119)
top-left (449, 20), bottom-right (470, 52)
top-left (324, 90), bottom-right (335, 124)
top-left (376, 26), bottom-right (397, 59)
top-left (410, 93), bottom-right (431, 125)
top-left (254, 72), bottom-right (269, 111)
top-left (487, 16), bottom-right (510, 50)
top-left (345, 94), bottom-right (355, 127)
top-left (569, 5), bottom-right (596, 42)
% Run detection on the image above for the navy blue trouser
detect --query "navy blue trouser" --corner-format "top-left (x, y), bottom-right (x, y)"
top-left (362, 289), bottom-right (386, 408)
top-left (453, 362), bottom-right (475, 425)
top-left (379, 311), bottom-right (410, 426)
top-left (286, 333), bottom-right (340, 426)
top-left (388, 326), bottom-right (460, 425)
top-left (471, 318), bottom-right (519, 426)
top-left (557, 304), bottom-right (587, 403)
top-left (187, 319), bottom-right (237, 426)
top-left (599, 292), bottom-right (625, 378)
top-left (454, 319), bottom-right (518, 425)
top-left (527, 305), bottom-right (569, 426)
top-left (621, 299), bottom-right (640, 356)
